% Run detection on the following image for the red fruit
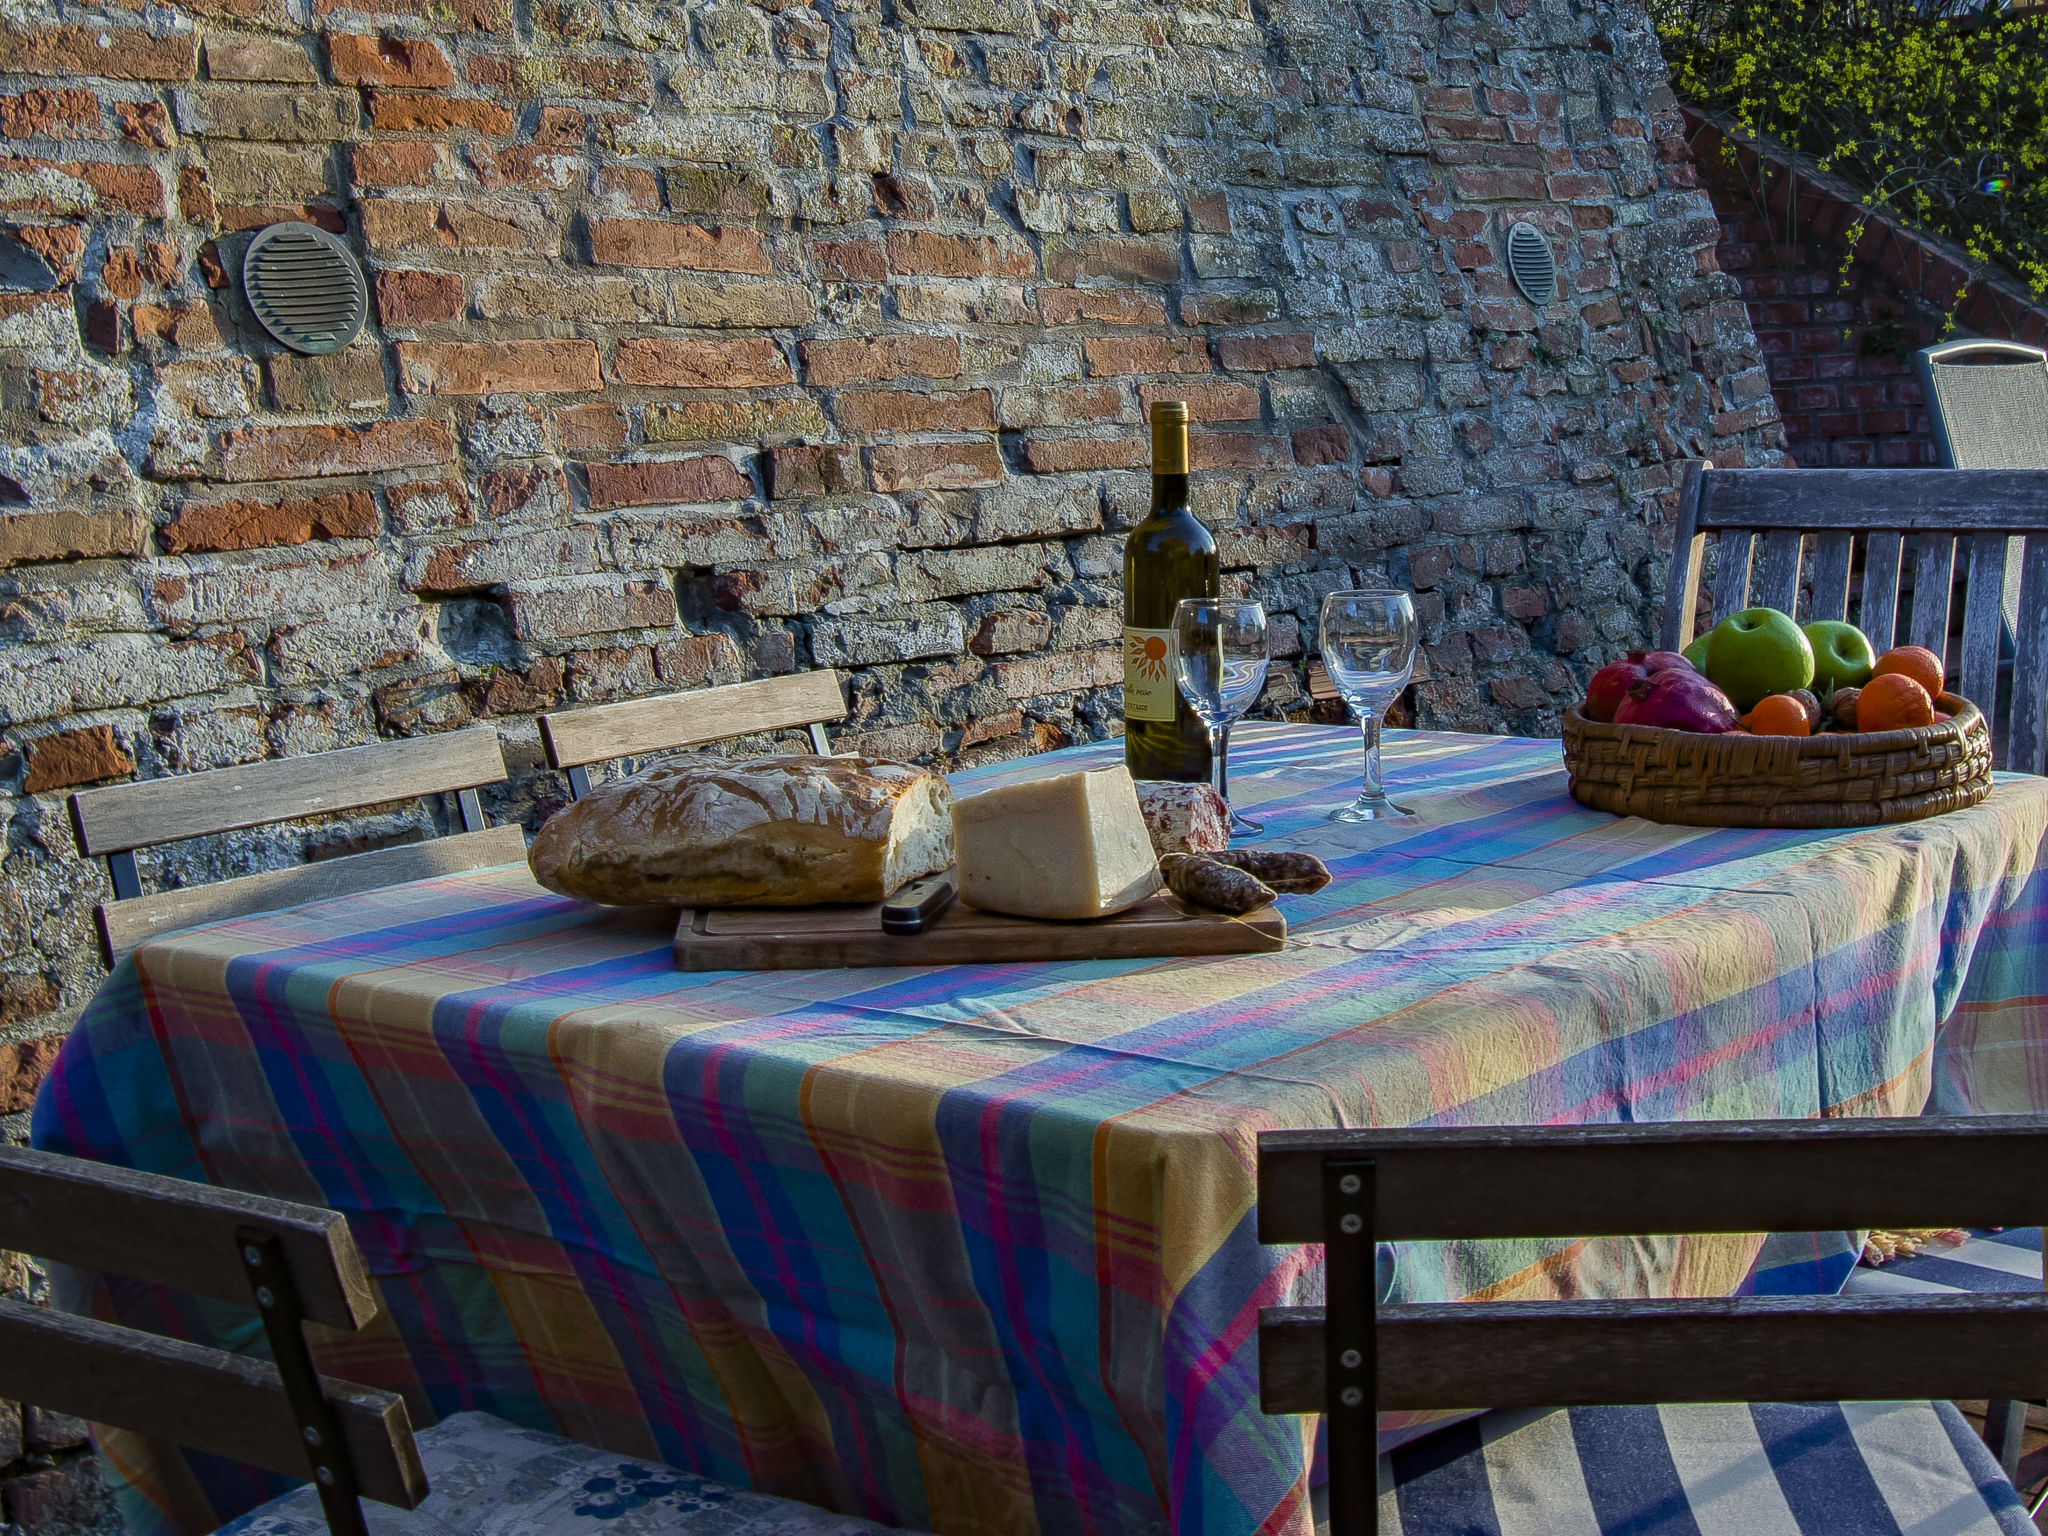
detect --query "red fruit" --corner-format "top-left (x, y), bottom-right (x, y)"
top-left (1584, 653), bottom-right (1653, 722)
top-left (1641, 651), bottom-right (1694, 674)
top-left (1613, 669), bottom-right (1741, 733)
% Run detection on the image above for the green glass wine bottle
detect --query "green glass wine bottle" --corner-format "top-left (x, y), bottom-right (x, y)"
top-left (1123, 399), bottom-right (1219, 782)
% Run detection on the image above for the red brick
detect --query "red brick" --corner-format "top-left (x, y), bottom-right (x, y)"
top-left (1217, 332), bottom-right (1316, 371)
top-left (0, 24), bottom-right (198, 80)
top-left (1045, 236), bottom-right (1180, 284)
top-left (352, 140), bottom-right (440, 187)
top-left (366, 92), bottom-right (514, 135)
top-left (505, 579), bottom-right (678, 641)
top-left (999, 382), bottom-right (1126, 429)
top-left (586, 455), bottom-right (750, 510)
top-left (396, 339), bottom-right (601, 395)
top-left (1189, 432), bottom-right (1290, 469)
top-left (993, 646), bottom-right (1122, 700)
top-left (811, 237), bottom-right (885, 280)
top-left (1082, 335), bottom-right (1210, 377)
top-left (1291, 423), bottom-right (1349, 466)
top-left (0, 1033), bottom-right (62, 1113)
top-left (800, 334), bottom-right (960, 385)
top-left (1036, 287), bottom-right (1168, 326)
top-left (589, 218), bottom-right (770, 275)
top-left (884, 229), bottom-right (1034, 278)
top-left (1020, 436), bottom-right (1147, 473)
top-left (835, 389), bottom-right (994, 433)
top-left (219, 418), bottom-right (456, 481)
top-left (556, 402), bottom-right (627, 452)
top-left (1453, 168), bottom-right (1547, 201)
top-left (374, 269), bottom-right (464, 326)
top-left (869, 440), bottom-right (1003, 491)
top-left (21, 723), bottom-right (133, 795)
top-left (326, 32), bottom-right (454, 87)
top-left (768, 443), bottom-right (863, 498)
top-left (9, 223), bottom-right (82, 283)
top-left (116, 100), bottom-right (175, 148)
top-left (161, 490), bottom-right (377, 553)
top-left (1137, 380), bottom-right (1259, 421)
top-left (611, 336), bottom-right (791, 388)
top-left (0, 88), bottom-right (98, 138)
top-left (595, 165), bottom-right (659, 210)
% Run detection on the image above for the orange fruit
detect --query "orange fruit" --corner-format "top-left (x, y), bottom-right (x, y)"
top-left (1871, 645), bottom-right (1945, 700)
top-left (1856, 672), bottom-right (1937, 732)
top-left (1744, 694), bottom-right (1813, 736)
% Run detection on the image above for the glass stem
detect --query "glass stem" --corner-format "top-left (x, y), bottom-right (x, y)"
top-left (1359, 715), bottom-right (1384, 799)
top-left (1211, 723), bottom-right (1231, 805)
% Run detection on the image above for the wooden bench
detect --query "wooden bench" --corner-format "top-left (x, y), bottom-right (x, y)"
top-left (1658, 462), bottom-right (2048, 769)
top-left (1258, 1116), bottom-right (2048, 1534)
top-left (538, 670), bottom-right (848, 799)
top-left (70, 729), bottom-right (522, 967)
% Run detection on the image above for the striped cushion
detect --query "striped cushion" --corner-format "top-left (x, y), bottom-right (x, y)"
top-left (1375, 1400), bottom-right (2033, 1535)
top-left (1840, 1227), bottom-right (2044, 1297)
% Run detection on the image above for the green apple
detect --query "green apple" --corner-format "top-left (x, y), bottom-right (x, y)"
top-left (1682, 631), bottom-right (1713, 672)
top-left (1703, 606), bottom-right (1814, 710)
top-left (1802, 619), bottom-right (1875, 694)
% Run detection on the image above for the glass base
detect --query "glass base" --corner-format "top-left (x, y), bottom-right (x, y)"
top-left (1329, 794), bottom-right (1413, 823)
top-left (1227, 808), bottom-right (1264, 838)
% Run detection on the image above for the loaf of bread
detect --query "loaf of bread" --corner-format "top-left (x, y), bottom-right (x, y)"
top-left (529, 753), bottom-right (954, 907)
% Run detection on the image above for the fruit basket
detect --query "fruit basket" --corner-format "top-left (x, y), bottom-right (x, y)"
top-left (1561, 694), bottom-right (1993, 829)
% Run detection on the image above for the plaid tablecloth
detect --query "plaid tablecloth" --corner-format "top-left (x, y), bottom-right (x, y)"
top-left (32, 725), bottom-right (2048, 1536)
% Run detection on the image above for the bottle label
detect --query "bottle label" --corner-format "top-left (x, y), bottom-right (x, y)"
top-left (1124, 627), bottom-right (1178, 721)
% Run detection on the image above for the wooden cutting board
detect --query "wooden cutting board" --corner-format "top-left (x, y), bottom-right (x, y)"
top-left (673, 891), bottom-right (1286, 971)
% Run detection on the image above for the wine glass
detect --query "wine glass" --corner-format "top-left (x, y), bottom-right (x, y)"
top-left (1173, 597), bottom-right (1270, 837)
top-left (1319, 589), bottom-right (1417, 822)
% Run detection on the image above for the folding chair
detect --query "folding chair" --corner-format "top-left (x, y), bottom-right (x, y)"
top-left (1658, 462), bottom-right (2048, 768)
top-left (539, 670), bottom-right (848, 799)
top-left (68, 730), bottom-right (526, 967)
top-left (1258, 1118), bottom-right (2048, 1534)
top-left (0, 1145), bottom-right (920, 1536)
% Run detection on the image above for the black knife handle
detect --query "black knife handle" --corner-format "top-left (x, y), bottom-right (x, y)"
top-left (882, 873), bottom-right (957, 936)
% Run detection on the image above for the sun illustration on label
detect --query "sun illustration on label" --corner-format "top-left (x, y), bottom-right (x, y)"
top-left (1128, 632), bottom-right (1171, 682)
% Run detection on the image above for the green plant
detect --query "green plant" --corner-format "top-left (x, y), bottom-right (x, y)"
top-left (1656, 0), bottom-right (2048, 301)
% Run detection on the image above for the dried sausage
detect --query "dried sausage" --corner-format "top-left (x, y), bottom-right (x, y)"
top-left (1159, 853), bottom-right (1277, 915)
top-left (1208, 849), bottom-right (1330, 895)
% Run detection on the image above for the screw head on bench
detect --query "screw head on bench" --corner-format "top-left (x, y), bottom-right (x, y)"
top-left (1339, 1213), bottom-right (1363, 1234)
top-left (244, 1245), bottom-right (261, 1266)
top-left (1339, 1174), bottom-right (1361, 1194)
top-left (1340, 1387), bottom-right (1364, 1407)
top-left (1340, 1349), bottom-right (1362, 1369)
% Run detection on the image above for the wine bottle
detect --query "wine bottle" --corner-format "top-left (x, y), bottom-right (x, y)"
top-left (1123, 399), bottom-right (1219, 782)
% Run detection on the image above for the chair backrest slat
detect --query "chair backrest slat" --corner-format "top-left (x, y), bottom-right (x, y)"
top-left (1960, 533), bottom-right (2010, 715)
top-left (539, 670), bottom-right (847, 773)
top-left (1256, 1117), bottom-right (2048, 1243)
top-left (1907, 531), bottom-right (1957, 654)
top-left (1699, 467), bottom-right (2048, 531)
top-left (2015, 537), bottom-right (2048, 773)
top-left (1260, 1292), bottom-right (2048, 1416)
top-left (1709, 529), bottom-right (1752, 629)
top-left (0, 1301), bottom-right (425, 1508)
top-left (71, 730), bottom-right (507, 858)
top-left (1756, 529), bottom-right (1802, 617)
top-left (1808, 529), bottom-right (1854, 622)
top-left (0, 1145), bottom-right (375, 1329)
top-left (1860, 529), bottom-right (1905, 651)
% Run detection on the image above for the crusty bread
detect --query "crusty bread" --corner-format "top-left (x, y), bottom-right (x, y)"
top-left (529, 753), bottom-right (953, 907)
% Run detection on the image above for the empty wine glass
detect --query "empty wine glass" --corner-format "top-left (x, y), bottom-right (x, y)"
top-left (1319, 589), bottom-right (1418, 822)
top-left (1173, 597), bottom-right (1270, 837)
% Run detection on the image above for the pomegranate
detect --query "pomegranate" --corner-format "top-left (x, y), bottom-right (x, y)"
top-left (1584, 653), bottom-right (1653, 722)
top-left (1641, 650), bottom-right (1694, 675)
top-left (1613, 669), bottom-right (1740, 733)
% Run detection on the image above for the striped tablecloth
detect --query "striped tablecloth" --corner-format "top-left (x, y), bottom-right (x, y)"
top-left (32, 725), bottom-right (2048, 1536)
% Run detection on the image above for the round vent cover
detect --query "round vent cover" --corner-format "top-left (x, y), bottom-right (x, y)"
top-left (1505, 221), bottom-right (1558, 308)
top-left (241, 223), bottom-right (367, 356)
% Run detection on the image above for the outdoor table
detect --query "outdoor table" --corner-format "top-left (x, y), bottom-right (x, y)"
top-left (32, 724), bottom-right (2048, 1536)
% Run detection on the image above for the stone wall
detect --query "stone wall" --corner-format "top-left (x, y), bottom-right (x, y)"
top-left (1689, 110), bottom-right (2048, 470)
top-left (0, 0), bottom-right (1778, 1095)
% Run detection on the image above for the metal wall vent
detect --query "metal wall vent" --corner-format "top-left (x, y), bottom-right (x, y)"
top-left (1505, 221), bottom-right (1558, 308)
top-left (242, 223), bottom-right (366, 356)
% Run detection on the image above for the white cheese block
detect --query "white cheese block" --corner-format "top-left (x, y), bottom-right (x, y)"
top-left (953, 764), bottom-right (1163, 920)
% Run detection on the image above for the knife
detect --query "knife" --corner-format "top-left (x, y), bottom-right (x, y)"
top-left (882, 872), bottom-right (957, 936)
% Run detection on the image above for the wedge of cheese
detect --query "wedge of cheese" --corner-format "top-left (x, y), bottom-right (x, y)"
top-left (954, 764), bottom-right (1162, 920)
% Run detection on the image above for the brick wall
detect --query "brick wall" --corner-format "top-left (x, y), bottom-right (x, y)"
top-left (1689, 110), bottom-right (2048, 469)
top-left (0, 0), bottom-right (1779, 1122)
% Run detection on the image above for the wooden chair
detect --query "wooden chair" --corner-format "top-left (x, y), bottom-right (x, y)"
top-left (539, 670), bottom-right (847, 800)
top-left (0, 1145), bottom-right (918, 1536)
top-left (1258, 1117), bottom-right (2048, 1535)
top-left (1658, 462), bottom-right (2048, 769)
top-left (69, 730), bottom-right (526, 968)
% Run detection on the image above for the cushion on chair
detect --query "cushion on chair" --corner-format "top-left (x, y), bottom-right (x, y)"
top-left (217, 1412), bottom-right (926, 1536)
top-left (1840, 1227), bottom-right (2043, 1297)
top-left (1372, 1400), bottom-right (2031, 1535)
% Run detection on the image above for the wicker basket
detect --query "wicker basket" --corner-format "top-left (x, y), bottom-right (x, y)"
top-left (1560, 694), bottom-right (1994, 829)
